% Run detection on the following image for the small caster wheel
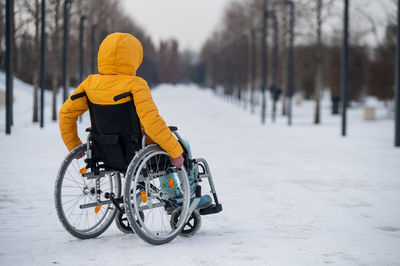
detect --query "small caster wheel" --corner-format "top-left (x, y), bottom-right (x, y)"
top-left (170, 207), bottom-right (202, 237)
top-left (115, 208), bottom-right (144, 234)
top-left (115, 209), bottom-right (133, 234)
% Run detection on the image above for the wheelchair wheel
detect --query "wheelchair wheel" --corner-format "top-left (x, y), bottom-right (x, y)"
top-left (124, 144), bottom-right (191, 245)
top-left (114, 201), bottom-right (144, 234)
top-left (115, 209), bottom-right (133, 234)
top-left (170, 207), bottom-right (202, 237)
top-left (55, 144), bottom-right (121, 239)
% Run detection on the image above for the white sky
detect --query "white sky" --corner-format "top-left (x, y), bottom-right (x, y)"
top-left (120, 0), bottom-right (235, 52)
top-left (120, 0), bottom-right (394, 52)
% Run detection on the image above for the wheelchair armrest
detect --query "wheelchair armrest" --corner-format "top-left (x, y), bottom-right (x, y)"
top-left (169, 126), bottom-right (178, 132)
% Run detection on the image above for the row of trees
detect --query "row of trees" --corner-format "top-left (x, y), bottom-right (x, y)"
top-left (1, 0), bottom-right (396, 126)
top-left (200, 0), bottom-right (397, 123)
top-left (0, 0), bottom-right (195, 123)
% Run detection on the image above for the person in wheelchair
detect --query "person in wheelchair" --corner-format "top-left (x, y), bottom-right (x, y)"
top-left (58, 32), bottom-right (211, 211)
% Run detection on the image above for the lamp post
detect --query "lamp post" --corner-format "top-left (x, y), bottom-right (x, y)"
top-left (261, 0), bottom-right (269, 124)
top-left (39, 0), bottom-right (46, 128)
top-left (395, 0), bottom-right (400, 147)
top-left (285, 0), bottom-right (295, 126)
top-left (341, 0), bottom-right (349, 136)
top-left (5, 0), bottom-right (13, 135)
top-left (62, 0), bottom-right (71, 102)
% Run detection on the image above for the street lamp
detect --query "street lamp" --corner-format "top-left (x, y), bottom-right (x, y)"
top-left (341, 0), bottom-right (349, 136)
top-left (62, 0), bottom-right (72, 102)
top-left (5, 0), bottom-right (13, 135)
top-left (40, 0), bottom-right (46, 128)
top-left (395, 0), bottom-right (400, 147)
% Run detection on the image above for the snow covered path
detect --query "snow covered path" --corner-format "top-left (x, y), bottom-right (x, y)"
top-left (0, 79), bottom-right (399, 265)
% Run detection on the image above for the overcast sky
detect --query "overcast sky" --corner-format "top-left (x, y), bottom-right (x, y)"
top-left (120, 0), bottom-right (235, 52)
top-left (120, 0), bottom-right (394, 52)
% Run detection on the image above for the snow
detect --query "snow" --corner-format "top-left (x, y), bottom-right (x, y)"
top-left (0, 73), bottom-right (399, 265)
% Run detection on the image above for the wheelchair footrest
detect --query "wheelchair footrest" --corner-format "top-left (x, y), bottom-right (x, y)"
top-left (199, 204), bottom-right (223, 215)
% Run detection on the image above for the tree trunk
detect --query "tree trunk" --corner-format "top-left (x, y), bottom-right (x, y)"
top-left (52, 78), bottom-right (57, 120)
top-left (315, 67), bottom-right (322, 123)
top-left (32, 0), bottom-right (39, 123)
top-left (314, 0), bottom-right (323, 124)
top-left (281, 1), bottom-right (288, 116)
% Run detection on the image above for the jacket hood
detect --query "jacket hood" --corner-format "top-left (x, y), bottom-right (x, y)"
top-left (97, 32), bottom-right (143, 76)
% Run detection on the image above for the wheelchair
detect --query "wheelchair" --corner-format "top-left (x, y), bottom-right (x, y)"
top-left (54, 91), bottom-right (222, 245)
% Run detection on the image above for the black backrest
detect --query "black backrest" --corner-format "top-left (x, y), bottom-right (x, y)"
top-left (88, 100), bottom-right (140, 136)
top-left (87, 95), bottom-right (142, 171)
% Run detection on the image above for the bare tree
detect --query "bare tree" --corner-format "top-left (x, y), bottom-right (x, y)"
top-left (295, 0), bottom-right (335, 123)
top-left (23, 0), bottom-right (40, 122)
top-left (278, 0), bottom-right (289, 115)
top-left (48, 0), bottom-right (61, 121)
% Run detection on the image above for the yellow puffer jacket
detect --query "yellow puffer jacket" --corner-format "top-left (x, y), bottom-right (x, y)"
top-left (59, 32), bottom-right (183, 159)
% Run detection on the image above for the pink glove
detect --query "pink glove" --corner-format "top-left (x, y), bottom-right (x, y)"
top-left (75, 152), bottom-right (85, 159)
top-left (171, 155), bottom-right (184, 167)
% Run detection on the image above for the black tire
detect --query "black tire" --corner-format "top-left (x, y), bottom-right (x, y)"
top-left (55, 144), bottom-right (121, 239)
top-left (171, 208), bottom-right (202, 237)
top-left (115, 210), bottom-right (134, 234)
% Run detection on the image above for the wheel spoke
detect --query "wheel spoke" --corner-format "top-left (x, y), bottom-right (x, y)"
top-left (126, 148), bottom-right (191, 242)
top-left (56, 148), bottom-right (120, 238)
top-left (65, 195), bottom-right (84, 217)
top-left (62, 194), bottom-right (83, 205)
top-left (65, 170), bottom-right (85, 187)
top-left (71, 161), bottom-right (87, 186)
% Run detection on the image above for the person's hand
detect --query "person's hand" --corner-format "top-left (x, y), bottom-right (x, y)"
top-left (171, 154), bottom-right (184, 167)
top-left (75, 152), bottom-right (85, 160)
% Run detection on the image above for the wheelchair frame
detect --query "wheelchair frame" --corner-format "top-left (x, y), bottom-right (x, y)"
top-left (54, 91), bottom-right (222, 244)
